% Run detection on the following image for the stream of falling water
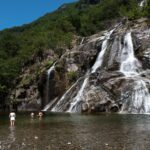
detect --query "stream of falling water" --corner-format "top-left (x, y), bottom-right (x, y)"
top-left (51, 78), bottom-right (80, 112)
top-left (91, 29), bottom-right (114, 73)
top-left (120, 32), bottom-right (141, 77)
top-left (45, 63), bottom-right (56, 106)
top-left (50, 30), bottom-right (113, 112)
top-left (120, 32), bottom-right (150, 113)
top-left (139, 0), bottom-right (146, 7)
top-left (67, 75), bottom-right (89, 112)
top-left (66, 29), bottom-right (115, 112)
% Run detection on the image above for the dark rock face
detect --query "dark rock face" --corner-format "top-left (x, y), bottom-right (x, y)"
top-left (8, 50), bottom-right (58, 111)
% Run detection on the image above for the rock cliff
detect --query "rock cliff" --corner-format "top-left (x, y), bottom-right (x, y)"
top-left (8, 18), bottom-right (150, 113)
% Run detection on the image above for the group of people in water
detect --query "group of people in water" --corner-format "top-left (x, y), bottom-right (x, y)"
top-left (9, 111), bottom-right (43, 126)
top-left (30, 111), bottom-right (43, 119)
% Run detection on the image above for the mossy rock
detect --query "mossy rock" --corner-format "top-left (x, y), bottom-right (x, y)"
top-left (67, 71), bottom-right (78, 84)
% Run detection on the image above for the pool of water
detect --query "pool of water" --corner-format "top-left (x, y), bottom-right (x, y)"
top-left (0, 113), bottom-right (150, 150)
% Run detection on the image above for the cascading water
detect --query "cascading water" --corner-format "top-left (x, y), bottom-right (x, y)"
top-left (45, 63), bottom-right (56, 106)
top-left (139, 0), bottom-right (145, 7)
top-left (131, 80), bottom-right (150, 113)
top-left (47, 65), bottom-right (55, 78)
top-left (80, 37), bottom-right (85, 45)
top-left (91, 29), bottom-right (114, 73)
top-left (67, 76), bottom-right (89, 112)
top-left (51, 79), bottom-right (79, 112)
top-left (66, 29), bottom-right (115, 112)
top-left (120, 32), bottom-right (141, 77)
top-left (42, 97), bottom-right (58, 111)
top-left (51, 29), bottom-right (115, 112)
top-left (120, 32), bottom-right (150, 113)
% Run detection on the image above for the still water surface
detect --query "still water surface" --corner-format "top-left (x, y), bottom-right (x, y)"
top-left (0, 113), bottom-right (150, 150)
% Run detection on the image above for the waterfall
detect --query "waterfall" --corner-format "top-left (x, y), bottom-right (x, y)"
top-left (91, 29), bottom-right (114, 73)
top-left (120, 32), bottom-right (150, 113)
top-left (51, 28), bottom-right (115, 113)
top-left (139, 0), bottom-right (147, 7)
top-left (120, 32), bottom-right (141, 77)
top-left (42, 97), bottom-right (58, 111)
top-left (51, 79), bottom-right (80, 112)
top-left (47, 65), bottom-right (55, 78)
top-left (130, 80), bottom-right (150, 113)
top-left (139, 0), bottom-right (145, 7)
top-left (80, 37), bottom-right (85, 45)
top-left (47, 63), bottom-right (55, 85)
top-left (67, 76), bottom-right (89, 112)
top-left (45, 63), bottom-right (56, 106)
top-left (67, 29), bottom-right (115, 112)
top-left (47, 25), bottom-right (150, 114)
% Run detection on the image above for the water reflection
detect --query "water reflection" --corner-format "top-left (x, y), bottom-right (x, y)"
top-left (7, 126), bottom-right (16, 149)
top-left (0, 126), bottom-right (16, 149)
top-left (9, 126), bottom-right (15, 142)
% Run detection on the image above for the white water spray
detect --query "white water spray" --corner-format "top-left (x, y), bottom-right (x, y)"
top-left (120, 32), bottom-right (150, 113)
top-left (120, 32), bottom-right (141, 77)
top-left (91, 29), bottom-right (114, 73)
top-left (80, 37), bottom-right (85, 45)
top-left (47, 62), bottom-right (57, 78)
top-left (139, 0), bottom-right (145, 7)
top-left (67, 76), bottom-right (89, 112)
top-left (47, 65), bottom-right (55, 78)
top-left (46, 62), bottom-right (56, 106)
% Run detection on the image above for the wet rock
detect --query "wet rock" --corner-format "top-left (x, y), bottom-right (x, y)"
top-left (110, 104), bottom-right (119, 112)
top-left (94, 104), bottom-right (107, 112)
top-left (82, 103), bottom-right (88, 112)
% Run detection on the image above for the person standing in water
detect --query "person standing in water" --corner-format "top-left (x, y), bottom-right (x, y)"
top-left (9, 111), bottom-right (16, 126)
top-left (37, 111), bottom-right (43, 120)
top-left (30, 112), bottom-right (35, 119)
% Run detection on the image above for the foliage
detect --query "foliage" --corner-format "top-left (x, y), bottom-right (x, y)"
top-left (142, 0), bottom-right (150, 18)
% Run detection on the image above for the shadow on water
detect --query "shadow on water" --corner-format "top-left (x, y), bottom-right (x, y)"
top-left (0, 112), bottom-right (150, 150)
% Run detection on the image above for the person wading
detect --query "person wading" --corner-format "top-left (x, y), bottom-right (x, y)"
top-left (37, 111), bottom-right (43, 120)
top-left (30, 112), bottom-right (35, 119)
top-left (9, 111), bottom-right (16, 126)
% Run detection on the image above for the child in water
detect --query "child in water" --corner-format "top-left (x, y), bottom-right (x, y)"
top-left (37, 111), bottom-right (43, 119)
top-left (30, 112), bottom-right (35, 119)
top-left (9, 111), bottom-right (16, 126)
